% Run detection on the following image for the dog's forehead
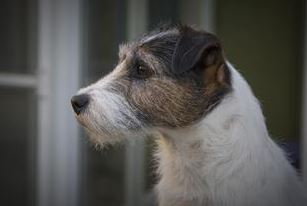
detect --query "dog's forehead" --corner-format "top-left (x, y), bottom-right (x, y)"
top-left (140, 28), bottom-right (179, 44)
top-left (119, 28), bottom-right (179, 57)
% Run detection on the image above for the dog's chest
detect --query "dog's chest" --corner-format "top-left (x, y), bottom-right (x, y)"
top-left (155, 137), bottom-right (213, 205)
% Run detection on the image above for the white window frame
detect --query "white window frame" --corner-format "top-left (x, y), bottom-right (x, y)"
top-left (0, 73), bottom-right (37, 88)
top-left (36, 0), bottom-right (82, 206)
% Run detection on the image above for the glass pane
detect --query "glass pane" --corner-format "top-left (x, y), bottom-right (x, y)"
top-left (0, 0), bottom-right (35, 74)
top-left (0, 87), bottom-right (35, 206)
top-left (148, 0), bottom-right (180, 28)
top-left (85, 0), bottom-right (127, 83)
top-left (82, 0), bottom-right (127, 205)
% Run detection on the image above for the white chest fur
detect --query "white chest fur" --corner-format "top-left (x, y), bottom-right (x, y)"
top-left (155, 64), bottom-right (307, 206)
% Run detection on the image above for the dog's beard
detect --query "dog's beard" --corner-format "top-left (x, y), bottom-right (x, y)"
top-left (74, 91), bottom-right (148, 147)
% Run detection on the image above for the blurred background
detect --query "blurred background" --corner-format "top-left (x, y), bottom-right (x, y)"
top-left (1, 0), bottom-right (307, 205)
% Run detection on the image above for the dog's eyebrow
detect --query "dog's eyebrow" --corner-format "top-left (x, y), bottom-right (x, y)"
top-left (139, 33), bottom-right (178, 72)
top-left (140, 29), bottom-right (178, 45)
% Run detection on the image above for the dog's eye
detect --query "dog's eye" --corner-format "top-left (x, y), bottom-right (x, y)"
top-left (135, 64), bottom-right (152, 79)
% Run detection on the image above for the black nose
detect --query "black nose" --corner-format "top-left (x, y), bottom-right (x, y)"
top-left (71, 94), bottom-right (90, 114)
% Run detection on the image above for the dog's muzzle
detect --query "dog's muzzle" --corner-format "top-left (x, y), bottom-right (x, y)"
top-left (71, 94), bottom-right (90, 115)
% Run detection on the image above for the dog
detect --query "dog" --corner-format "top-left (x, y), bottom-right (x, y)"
top-left (71, 25), bottom-right (307, 206)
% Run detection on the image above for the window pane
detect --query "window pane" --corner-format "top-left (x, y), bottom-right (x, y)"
top-left (148, 0), bottom-right (180, 28)
top-left (0, 88), bottom-right (35, 206)
top-left (0, 0), bottom-right (35, 74)
top-left (82, 0), bottom-right (127, 205)
top-left (85, 0), bottom-right (127, 83)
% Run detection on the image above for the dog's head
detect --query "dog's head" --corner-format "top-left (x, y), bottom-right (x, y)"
top-left (71, 25), bottom-right (231, 145)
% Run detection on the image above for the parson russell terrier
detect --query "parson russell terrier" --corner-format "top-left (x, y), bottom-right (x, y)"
top-left (71, 25), bottom-right (307, 206)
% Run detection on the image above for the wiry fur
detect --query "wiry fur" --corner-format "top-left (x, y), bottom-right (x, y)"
top-left (72, 25), bottom-right (307, 205)
top-left (155, 64), bottom-right (307, 206)
top-left (76, 65), bottom-right (150, 146)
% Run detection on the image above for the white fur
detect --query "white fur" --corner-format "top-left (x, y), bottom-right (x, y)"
top-left (75, 70), bottom-right (146, 146)
top-left (75, 62), bottom-right (306, 205)
top-left (155, 63), bottom-right (307, 206)
top-left (141, 29), bottom-right (178, 44)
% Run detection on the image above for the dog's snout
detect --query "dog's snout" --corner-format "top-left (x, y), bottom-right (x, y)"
top-left (71, 94), bottom-right (90, 114)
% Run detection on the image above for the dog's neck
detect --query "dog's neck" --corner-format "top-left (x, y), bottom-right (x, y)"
top-left (155, 65), bottom-right (275, 204)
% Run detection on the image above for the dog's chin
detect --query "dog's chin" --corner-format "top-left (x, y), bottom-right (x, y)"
top-left (84, 127), bottom-right (126, 147)
top-left (84, 126), bottom-right (151, 149)
top-left (75, 113), bottom-right (149, 147)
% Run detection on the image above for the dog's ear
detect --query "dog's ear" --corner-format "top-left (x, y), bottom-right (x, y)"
top-left (172, 26), bottom-right (223, 74)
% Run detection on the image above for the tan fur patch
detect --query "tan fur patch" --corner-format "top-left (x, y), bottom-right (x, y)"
top-left (108, 27), bottom-right (231, 129)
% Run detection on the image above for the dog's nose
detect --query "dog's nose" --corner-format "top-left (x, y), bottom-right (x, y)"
top-left (71, 94), bottom-right (89, 114)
